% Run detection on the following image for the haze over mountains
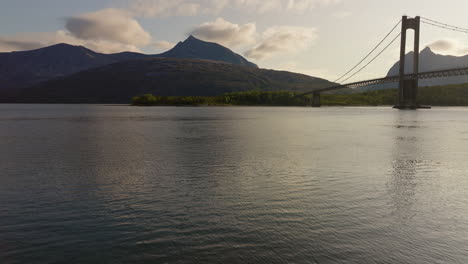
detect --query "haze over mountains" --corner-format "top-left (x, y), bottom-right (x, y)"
top-left (359, 47), bottom-right (468, 92)
top-left (0, 36), bottom-right (333, 103)
top-left (386, 47), bottom-right (468, 86)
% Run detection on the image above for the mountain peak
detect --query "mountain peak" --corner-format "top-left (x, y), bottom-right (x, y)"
top-left (386, 44), bottom-right (468, 79)
top-left (181, 35), bottom-right (202, 45)
top-left (182, 35), bottom-right (212, 46)
top-left (41, 43), bottom-right (85, 51)
top-left (30, 43), bottom-right (99, 56)
top-left (158, 35), bottom-right (258, 68)
top-left (186, 35), bottom-right (197, 41)
top-left (50, 43), bottom-right (76, 48)
top-left (421, 46), bottom-right (434, 55)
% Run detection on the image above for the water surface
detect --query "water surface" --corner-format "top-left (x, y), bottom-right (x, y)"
top-left (1, 105), bottom-right (468, 263)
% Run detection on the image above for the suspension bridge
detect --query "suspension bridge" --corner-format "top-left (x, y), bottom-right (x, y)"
top-left (302, 15), bottom-right (468, 109)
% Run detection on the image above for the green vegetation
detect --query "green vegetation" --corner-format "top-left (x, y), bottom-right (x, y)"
top-left (132, 83), bottom-right (468, 106)
top-left (132, 91), bottom-right (311, 106)
top-left (132, 94), bottom-right (220, 106)
top-left (322, 89), bottom-right (397, 106)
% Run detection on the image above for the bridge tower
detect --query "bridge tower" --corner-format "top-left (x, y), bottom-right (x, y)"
top-left (394, 16), bottom-right (420, 109)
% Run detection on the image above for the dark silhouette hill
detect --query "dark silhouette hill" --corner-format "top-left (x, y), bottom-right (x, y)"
top-left (0, 36), bottom-right (257, 97)
top-left (157, 35), bottom-right (257, 68)
top-left (0, 43), bottom-right (148, 94)
top-left (8, 58), bottom-right (333, 103)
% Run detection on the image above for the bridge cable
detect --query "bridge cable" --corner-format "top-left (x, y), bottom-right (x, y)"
top-left (421, 21), bottom-right (468, 34)
top-left (420, 17), bottom-right (468, 34)
top-left (340, 32), bottom-right (401, 84)
top-left (333, 19), bottom-right (401, 84)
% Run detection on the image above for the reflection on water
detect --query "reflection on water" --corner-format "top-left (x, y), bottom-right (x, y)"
top-left (1, 105), bottom-right (468, 263)
top-left (389, 112), bottom-right (421, 224)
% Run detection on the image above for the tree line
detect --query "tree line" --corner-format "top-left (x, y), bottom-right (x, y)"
top-left (132, 83), bottom-right (468, 106)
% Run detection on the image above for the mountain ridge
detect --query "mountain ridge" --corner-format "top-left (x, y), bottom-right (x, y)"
top-left (0, 43), bottom-right (148, 93)
top-left (0, 36), bottom-right (258, 95)
top-left (5, 57), bottom-right (334, 103)
top-left (157, 35), bottom-right (257, 68)
top-left (387, 47), bottom-right (468, 76)
top-left (356, 47), bottom-right (468, 92)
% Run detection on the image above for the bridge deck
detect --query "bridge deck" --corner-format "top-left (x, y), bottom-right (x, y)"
top-left (300, 66), bottom-right (468, 96)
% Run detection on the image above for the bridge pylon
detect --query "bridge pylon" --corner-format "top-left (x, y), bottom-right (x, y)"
top-left (394, 15), bottom-right (422, 109)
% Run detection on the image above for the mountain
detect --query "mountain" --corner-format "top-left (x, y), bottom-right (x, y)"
top-left (6, 58), bottom-right (334, 103)
top-left (0, 36), bottom-right (258, 97)
top-left (359, 47), bottom-right (468, 92)
top-left (0, 43), bottom-right (148, 95)
top-left (157, 35), bottom-right (257, 68)
top-left (387, 47), bottom-right (468, 76)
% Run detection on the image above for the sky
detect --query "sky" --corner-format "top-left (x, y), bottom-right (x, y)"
top-left (1, 0), bottom-right (468, 82)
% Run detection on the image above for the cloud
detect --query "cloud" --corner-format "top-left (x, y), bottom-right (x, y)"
top-left (0, 8), bottom-right (158, 54)
top-left (129, 0), bottom-right (201, 17)
top-left (244, 26), bottom-right (317, 60)
top-left (125, 0), bottom-right (343, 17)
top-left (235, 0), bottom-right (283, 14)
top-left (152, 40), bottom-right (175, 51)
top-left (0, 38), bottom-right (43, 52)
top-left (428, 39), bottom-right (455, 52)
top-left (189, 18), bottom-right (256, 48)
top-left (188, 17), bottom-right (317, 60)
top-left (427, 39), bottom-right (468, 56)
top-left (0, 30), bottom-right (144, 53)
top-left (65, 8), bottom-right (151, 46)
top-left (236, 0), bottom-right (342, 14)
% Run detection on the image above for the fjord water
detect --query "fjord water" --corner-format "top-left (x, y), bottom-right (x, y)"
top-left (1, 105), bottom-right (468, 263)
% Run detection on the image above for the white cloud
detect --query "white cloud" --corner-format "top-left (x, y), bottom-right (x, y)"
top-left (0, 37), bottom-right (43, 52)
top-left (65, 8), bottom-right (151, 47)
top-left (428, 39), bottom-right (455, 51)
top-left (0, 30), bottom-right (144, 53)
top-left (189, 18), bottom-right (256, 48)
top-left (188, 17), bottom-right (318, 60)
top-left (152, 40), bottom-right (176, 51)
top-left (427, 39), bottom-right (468, 56)
top-left (244, 26), bottom-right (317, 60)
top-left (0, 8), bottom-right (159, 54)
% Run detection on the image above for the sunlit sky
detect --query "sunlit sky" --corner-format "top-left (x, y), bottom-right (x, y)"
top-left (2, 0), bottom-right (468, 81)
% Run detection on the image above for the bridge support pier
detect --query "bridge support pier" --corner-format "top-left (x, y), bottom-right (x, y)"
top-left (394, 79), bottom-right (418, 109)
top-left (394, 15), bottom-right (428, 109)
top-left (312, 92), bottom-right (321, 107)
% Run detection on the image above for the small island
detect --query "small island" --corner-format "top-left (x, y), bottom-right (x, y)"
top-left (132, 83), bottom-right (468, 107)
